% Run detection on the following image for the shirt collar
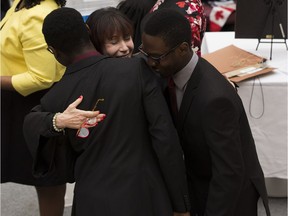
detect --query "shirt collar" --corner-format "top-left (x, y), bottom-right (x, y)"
top-left (173, 52), bottom-right (198, 90)
top-left (72, 50), bottom-right (100, 64)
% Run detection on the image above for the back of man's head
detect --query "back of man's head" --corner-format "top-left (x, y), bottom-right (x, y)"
top-left (142, 8), bottom-right (192, 48)
top-left (43, 7), bottom-right (90, 54)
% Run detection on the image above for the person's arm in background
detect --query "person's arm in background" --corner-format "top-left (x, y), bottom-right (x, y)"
top-left (0, 5), bottom-right (65, 96)
top-left (0, 76), bottom-right (14, 90)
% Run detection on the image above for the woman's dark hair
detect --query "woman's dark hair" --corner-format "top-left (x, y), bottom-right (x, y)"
top-left (23, 0), bottom-right (66, 9)
top-left (143, 8), bottom-right (192, 48)
top-left (86, 7), bottom-right (133, 54)
top-left (117, 0), bottom-right (156, 50)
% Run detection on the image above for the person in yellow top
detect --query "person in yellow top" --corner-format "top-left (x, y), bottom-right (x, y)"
top-left (0, 0), bottom-right (67, 215)
top-left (0, 0), bottom-right (65, 95)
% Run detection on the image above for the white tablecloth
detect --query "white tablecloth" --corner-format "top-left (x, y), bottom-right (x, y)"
top-left (201, 32), bottom-right (288, 179)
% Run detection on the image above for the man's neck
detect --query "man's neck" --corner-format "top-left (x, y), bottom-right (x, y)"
top-left (175, 51), bottom-right (194, 75)
top-left (72, 48), bottom-right (100, 64)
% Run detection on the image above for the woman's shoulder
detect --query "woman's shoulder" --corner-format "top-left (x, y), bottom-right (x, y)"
top-left (23, 0), bottom-right (60, 20)
top-left (19, 2), bottom-right (60, 34)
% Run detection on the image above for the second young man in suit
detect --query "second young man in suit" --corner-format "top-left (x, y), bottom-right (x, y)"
top-left (140, 9), bottom-right (271, 216)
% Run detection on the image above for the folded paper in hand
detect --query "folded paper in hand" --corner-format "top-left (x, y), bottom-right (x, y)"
top-left (202, 45), bottom-right (275, 82)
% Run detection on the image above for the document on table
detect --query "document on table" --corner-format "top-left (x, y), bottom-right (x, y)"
top-left (202, 45), bottom-right (275, 82)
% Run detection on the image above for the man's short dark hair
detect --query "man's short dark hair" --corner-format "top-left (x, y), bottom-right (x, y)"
top-left (42, 7), bottom-right (90, 54)
top-left (142, 8), bottom-right (192, 48)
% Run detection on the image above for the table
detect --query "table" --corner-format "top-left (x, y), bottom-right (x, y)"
top-left (201, 32), bottom-right (287, 196)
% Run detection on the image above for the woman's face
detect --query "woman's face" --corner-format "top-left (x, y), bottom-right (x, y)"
top-left (102, 33), bottom-right (134, 58)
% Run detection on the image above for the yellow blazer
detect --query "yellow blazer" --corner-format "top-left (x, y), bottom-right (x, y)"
top-left (0, 0), bottom-right (65, 96)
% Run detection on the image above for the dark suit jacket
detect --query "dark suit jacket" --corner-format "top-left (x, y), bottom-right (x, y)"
top-left (23, 56), bottom-right (190, 216)
top-left (176, 58), bottom-right (270, 216)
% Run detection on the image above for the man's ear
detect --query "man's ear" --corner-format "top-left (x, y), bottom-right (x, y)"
top-left (178, 42), bottom-right (190, 55)
top-left (48, 46), bottom-right (62, 64)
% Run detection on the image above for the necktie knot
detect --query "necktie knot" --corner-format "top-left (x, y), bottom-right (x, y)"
top-left (168, 77), bottom-right (175, 88)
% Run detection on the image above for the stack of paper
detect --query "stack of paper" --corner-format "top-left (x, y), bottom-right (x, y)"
top-left (202, 45), bottom-right (275, 82)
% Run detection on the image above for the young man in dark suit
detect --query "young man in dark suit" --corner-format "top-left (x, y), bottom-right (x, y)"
top-left (140, 9), bottom-right (271, 216)
top-left (23, 7), bottom-right (191, 216)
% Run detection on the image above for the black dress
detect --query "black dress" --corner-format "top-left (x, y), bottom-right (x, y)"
top-left (1, 88), bottom-right (73, 186)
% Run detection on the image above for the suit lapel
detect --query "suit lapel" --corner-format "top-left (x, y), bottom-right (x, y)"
top-left (177, 61), bottom-right (202, 133)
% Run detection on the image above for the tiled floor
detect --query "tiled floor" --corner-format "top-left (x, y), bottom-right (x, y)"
top-left (1, 182), bottom-right (287, 216)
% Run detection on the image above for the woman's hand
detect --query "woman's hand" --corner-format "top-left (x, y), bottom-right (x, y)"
top-left (55, 95), bottom-right (106, 129)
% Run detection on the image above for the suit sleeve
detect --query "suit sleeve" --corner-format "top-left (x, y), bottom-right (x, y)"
top-left (23, 105), bottom-right (70, 179)
top-left (139, 59), bottom-right (191, 212)
top-left (203, 97), bottom-right (245, 216)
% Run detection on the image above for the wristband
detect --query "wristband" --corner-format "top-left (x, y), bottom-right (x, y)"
top-left (52, 112), bottom-right (65, 133)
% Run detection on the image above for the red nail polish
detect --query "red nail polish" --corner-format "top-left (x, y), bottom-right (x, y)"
top-left (79, 95), bottom-right (83, 99)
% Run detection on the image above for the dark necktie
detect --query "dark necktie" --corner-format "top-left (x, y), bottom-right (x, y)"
top-left (167, 77), bottom-right (178, 123)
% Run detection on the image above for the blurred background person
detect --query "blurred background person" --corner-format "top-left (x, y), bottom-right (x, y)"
top-left (117, 0), bottom-right (157, 52)
top-left (0, 0), bottom-right (67, 215)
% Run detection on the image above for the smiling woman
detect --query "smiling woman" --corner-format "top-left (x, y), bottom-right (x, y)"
top-left (86, 7), bottom-right (134, 58)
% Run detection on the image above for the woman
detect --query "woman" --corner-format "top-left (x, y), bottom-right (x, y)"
top-left (86, 7), bottom-right (134, 58)
top-left (0, 0), bottom-right (67, 215)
